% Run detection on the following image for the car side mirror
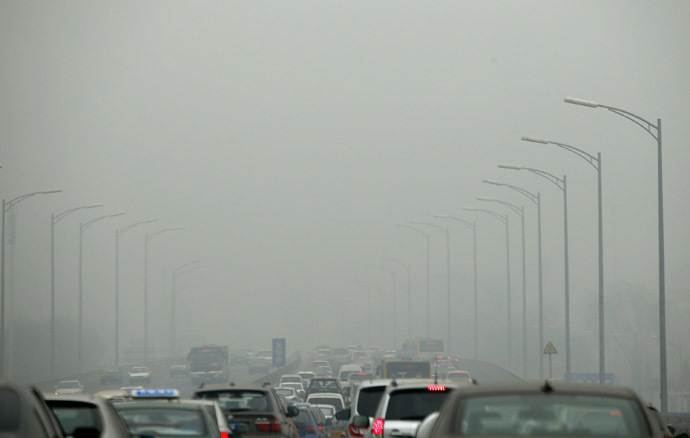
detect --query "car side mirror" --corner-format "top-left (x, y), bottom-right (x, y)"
top-left (286, 405), bottom-right (299, 417)
top-left (353, 415), bottom-right (369, 428)
top-left (335, 409), bottom-right (351, 421)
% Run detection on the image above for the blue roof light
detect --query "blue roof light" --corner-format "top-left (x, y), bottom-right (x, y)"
top-left (130, 389), bottom-right (180, 398)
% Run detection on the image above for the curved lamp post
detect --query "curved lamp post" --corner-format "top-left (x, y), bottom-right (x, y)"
top-left (565, 97), bottom-right (666, 410)
top-left (434, 215), bottom-right (479, 360)
top-left (50, 203), bottom-right (102, 378)
top-left (1, 189), bottom-right (62, 379)
top-left (500, 163), bottom-right (571, 381)
top-left (483, 180), bottom-right (544, 379)
top-left (115, 219), bottom-right (157, 367)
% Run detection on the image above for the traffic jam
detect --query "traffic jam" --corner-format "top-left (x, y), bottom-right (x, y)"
top-left (4, 340), bottom-right (682, 438)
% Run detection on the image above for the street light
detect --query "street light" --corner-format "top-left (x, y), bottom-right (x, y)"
top-left (522, 135), bottom-right (605, 385)
top-left (411, 221), bottom-right (451, 355)
top-left (483, 180), bottom-right (544, 379)
top-left (1, 189), bottom-right (62, 379)
top-left (499, 163), bottom-right (571, 381)
top-left (397, 223), bottom-right (431, 338)
top-left (565, 96), bottom-right (667, 412)
top-left (434, 215), bottom-right (479, 360)
top-left (477, 197), bottom-right (527, 379)
top-left (351, 280), bottom-right (383, 346)
top-left (79, 212), bottom-right (125, 373)
top-left (50, 203), bottom-right (102, 378)
top-left (144, 227), bottom-right (183, 363)
top-left (115, 219), bottom-right (157, 368)
top-left (463, 207), bottom-right (512, 370)
top-left (171, 260), bottom-right (201, 356)
top-left (380, 257), bottom-right (411, 342)
top-left (366, 264), bottom-right (396, 348)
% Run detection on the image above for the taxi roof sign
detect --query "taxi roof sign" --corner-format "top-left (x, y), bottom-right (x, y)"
top-left (130, 389), bottom-right (180, 398)
top-left (543, 341), bottom-right (558, 355)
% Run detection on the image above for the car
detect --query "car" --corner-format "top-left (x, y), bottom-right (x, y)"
top-left (116, 400), bottom-right (221, 437)
top-left (350, 351), bottom-right (369, 364)
top-left (282, 382), bottom-right (307, 399)
top-left (306, 393), bottom-right (346, 413)
top-left (127, 366), bottom-right (151, 384)
top-left (353, 380), bottom-right (460, 438)
top-left (298, 371), bottom-right (317, 387)
top-left (281, 374), bottom-right (306, 387)
top-left (53, 380), bottom-right (84, 395)
top-left (185, 399), bottom-right (234, 438)
top-left (308, 378), bottom-right (342, 397)
top-left (0, 382), bottom-right (65, 437)
top-left (277, 387), bottom-right (304, 404)
top-left (425, 381), bottom-right (664, 438)
top-left (99, 368), bottom-right (124, 385)
top-left (317, 366), bottom-right (334, 378)
top-left (444, 370), bottom-right (472, 383)
top-left (342, 379), bottom-right (392, 438)
top-left (312, 403), bottom-right (336, 421)
top-left (45, 394), bottom-right (132, 437)
top-left (169, 358), bottom-right (189, 377)
top-left (193, 383), bottom-right (299, 438)
top-left (293, 404), bottom-right (329, 438)
top-left (338, 364), bottom-right (364, 382)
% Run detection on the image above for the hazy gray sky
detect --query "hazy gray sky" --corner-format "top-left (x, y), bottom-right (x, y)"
top-left (1, 1), bottom-right (689, 386)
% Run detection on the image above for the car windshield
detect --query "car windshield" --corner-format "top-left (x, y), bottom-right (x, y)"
top-left (275, 388), bottom-right (294, 397)
top-left (455, 394), bottom-right (646, 437)
top-left (310, 380), bottom-right (338, 389)
top-left (50, 402), bottom-right (103, 436)
top-left (118, 407), bottom-right (206, 437)
top-left (308, 397), bottom-right (343, 411)
top-left (196, 390), bottom-right (270, 412)
top-left (385, 387), bottom-right (453, 421)
top-left (132, 367), bottom-right (148, 373)
top-left (357, 386), bottom-right (386, 417)
top-left (57, 381), bottom-right (81, 389)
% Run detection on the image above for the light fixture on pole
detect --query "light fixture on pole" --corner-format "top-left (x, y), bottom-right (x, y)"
top-left (565, 96), bottom-right (666, 411)
top-left (78, 212), bottom-right (125, 373)
top-left (397, 223), bottom-right (431, 338)
top-left (411, 220), bottom-right (451, 355)
top-left (499, 163), bottom-right (571, 381)
top-left (434, 215), bottom-right (479, 360)
top-left (144, 227), bottom-right (183, 364)
top-left (477, 197), bottom-right (527, 379)
top-left (50, 203), bottom-right (102, 378)
top-left (115, 219), bottom-right (157, 368)
top-left (463, 206), bottom-right (512, 371)
top-left (483, 179), bottom-right (544, 379)
top-left (522, 135), bottom-right (605, 385)
top-left (1, 189), bottom-right (62, 379)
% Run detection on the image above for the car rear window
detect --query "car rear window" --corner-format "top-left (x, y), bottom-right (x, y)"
top-left (0, 389), bottom-right (20, 431)
top-left (308, 397), bottom-right (344, 412)
top-left (118, 407), bottom-right (206, 436)
top-left (357, 386), bottom-right (386, 417)
top-left (455, 394), bottom-right (647, 436)
top-left (385, 387), bottom-right (453, 421)
top-left (195, 390), bottom-right (270, 412)
top-left (310, 379), bottom-right (338, 389)
top-left (49, 400), bottom-right (103, 436)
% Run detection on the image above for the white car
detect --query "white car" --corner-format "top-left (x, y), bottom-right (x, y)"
top-left (306, 392), bottom-right (345, 413)
top-left (128, 366), bottom-right (151, 384)
top-left (275, 387), bottom-right (303, 403)
top-left (53, 380), bottom-right (84, 395)
top-left (312, 403), bottom-right (336, 420)
top-left (280, 374), bottom-right (304, 388)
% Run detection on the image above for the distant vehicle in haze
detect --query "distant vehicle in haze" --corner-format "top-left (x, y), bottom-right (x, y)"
top-left (169, 357), bottom-right (189, 377)
top-left (308, 378), bottom-right (342, 397)
top-left (127, 366), bottom-right (151, 385)
top-left (99, 368), bottom-right (124, 385)
top-left (54, 380), bottom-right (84, 395)
top-left (188, 345), bottom-right (229, 383)
top-left (379, 359), bottom-right (431, 379)
top-left (306, 393), bottom-right (345, 413)
top-left (444, 370), bottom-right (472, 383)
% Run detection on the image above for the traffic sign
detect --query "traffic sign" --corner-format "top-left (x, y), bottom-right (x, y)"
top-left (543, 341), bottom-right (558, 355)
top-left (272, 338), bottom-right (286, 367)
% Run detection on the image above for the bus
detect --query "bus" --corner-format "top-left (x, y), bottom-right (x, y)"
top-left (379, 358), bottom-right (432, 379)
top-left (187, 345), bottom-right (229, 384)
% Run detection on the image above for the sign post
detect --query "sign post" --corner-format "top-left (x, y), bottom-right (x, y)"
top-left (272, 338), bottom-right (286, 368)
top-left (544, 340), bottom-right (557, 380)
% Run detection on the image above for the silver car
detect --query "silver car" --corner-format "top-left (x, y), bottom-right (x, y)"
top-left (46, 394), bottom-right (132, 437)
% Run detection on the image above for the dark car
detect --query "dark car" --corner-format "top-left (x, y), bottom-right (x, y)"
top-left (308, 378), bottom-right (342, 398)
top-left (294, 405), bottom-right (329, 438)
top-left (99, 368), bottom-right (124, 385)
top-left (0, 382), bottom-right (65, 438)
top-left (194, 383), bottom-right (299, 438)
top-left (426, 381), bottom-right (663, 438)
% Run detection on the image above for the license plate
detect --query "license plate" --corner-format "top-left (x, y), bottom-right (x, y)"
top-left (229, 422), bottom-right (246, 431)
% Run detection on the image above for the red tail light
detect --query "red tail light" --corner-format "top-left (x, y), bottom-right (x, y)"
top-left (349, 423), bottom-right (365, 437)
top-left (306, 426), bottom-right (317, 433)
top-left (221, 433), bottom-right (231, 438)
top-left (255, 417), bottom-right (281, 433)
top-left (318, 425), bottom-right (322, 430)
top-left (372, 418), bottom-right (384, 437)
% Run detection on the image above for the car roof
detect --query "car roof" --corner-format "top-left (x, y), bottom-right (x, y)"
top-left (195, 383), bottom-right (271, 392)
top-left (447, 381), bottom-right (641, 397)
top-left (307, 392), bottom-right (343, 399)
top-left (115, 401), bottom-right (205, 410)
